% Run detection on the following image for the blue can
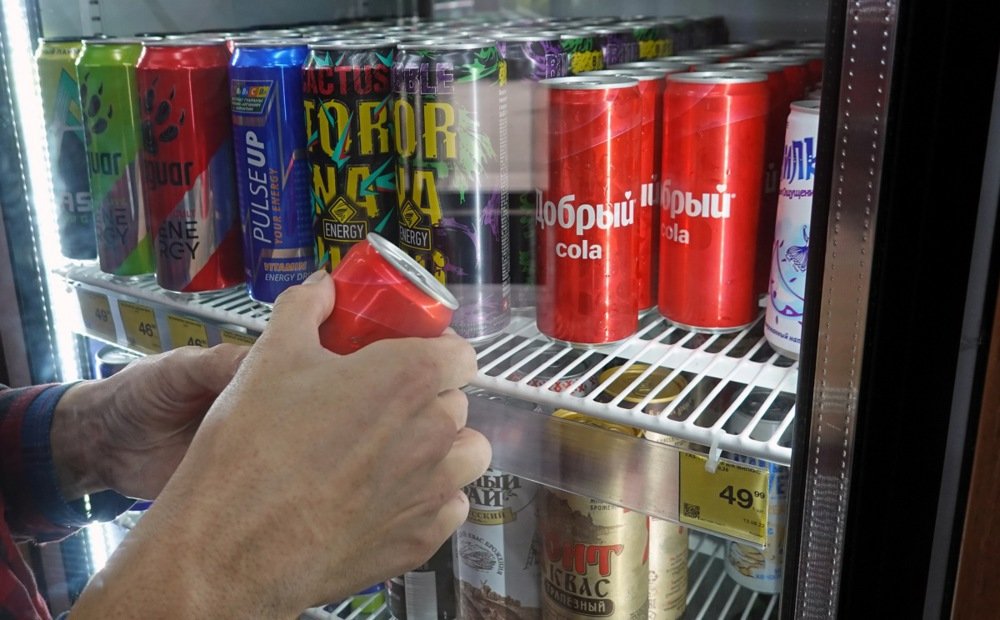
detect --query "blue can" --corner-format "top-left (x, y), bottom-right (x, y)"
top-left (230, 40), bottom-right (314, 304)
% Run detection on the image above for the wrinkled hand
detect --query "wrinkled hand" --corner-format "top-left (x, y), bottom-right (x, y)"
top-left (71, 270), bottom-right (491, 618)
top-left (53, 344), bottom-right (248, 501)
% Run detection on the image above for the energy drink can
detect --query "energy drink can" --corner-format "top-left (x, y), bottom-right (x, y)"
top-left (495, 32), bottom-right (568, 305)
top-left (582, 25), bottom-right (640, 66)
top-left (455, 468), bottom-right (541, 619)
top-left (229, 39), bottom-right (314, 304)
top-left (303, 38), bottom-right (398, 270)
top-left (658, 71), bottom-right (770, 332)
top-left (76, 38), bottom-right (156, 277)
top-left (36, 37), bottom-right (96, 260)
top-left (766, 100), bottom-right (820, 360)
top-left (618, 20), bottom-right (672, 59)
top-left (557, 31), bottom-right (606, 76)
top-left (535, 75), bottom-right (641, 346)
top-left (393, 38), bottom-right (511, 342)
top-left (136, 38), bottom-right (244, 293)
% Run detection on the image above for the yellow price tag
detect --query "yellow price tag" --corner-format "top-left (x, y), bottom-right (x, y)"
top-left (221, 328), bottom-right (258, 346)
top-left (118, 301), bottom-right (161, 352)
top-left (678, 452), bottom-right (769, 545)
top-left (168, 315), bottom-right (210, 349)
top-left (78, 290), bottom-right (115, 339)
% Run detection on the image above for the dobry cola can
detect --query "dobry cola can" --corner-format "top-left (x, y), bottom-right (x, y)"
top-left (76, 38), bottom-right (156, 277)
top-left (658, 71), bottom-right (770, 332)
top-left (303, 38), bottom-right (398, 270)
top-left (36, 37), bottom-right (96, 261)
top-left (317, 232), bottom-right (458, 354)
top-left (137, 38), bottom-right (244, 292)
top-left (742, 55), bottom-right (810, 102)
top-left (535, 75), bottom-right (640, 345)
top-left (455, 468), bottom-right (541, 619)
top-left (723, 403), bottom-right (790, 594)
top-left (540, 410), bottom-right (648, 619)
top-left (583, 68), bottom-right (665, 311)
top-left (597, 364), bottom-right (690, 620)
top-left (496, 32), bottom-right (568, 304)
top-left (766, 100), bottom-right (820, 359)
top-left (229, 39), bottom-right (314, 304)
top-left (387, 539), bottom-right (457, 619)
top-left (393, 38), bottom-right (510, 342)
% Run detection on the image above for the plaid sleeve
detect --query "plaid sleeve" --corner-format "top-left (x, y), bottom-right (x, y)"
top-left (0, 384), bottom-right (134, 543)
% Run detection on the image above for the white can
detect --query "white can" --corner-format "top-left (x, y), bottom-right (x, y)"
top-left (764, 99), bottom-right (821, 359)
top-left (455, 468), bottom-right (542, 618)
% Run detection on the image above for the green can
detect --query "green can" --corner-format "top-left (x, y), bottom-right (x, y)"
top-left (35, 37), bottom-right (96, 260)
top-left (76, 38), bottom-right (155, 276)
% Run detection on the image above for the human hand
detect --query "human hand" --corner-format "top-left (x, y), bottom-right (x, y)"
top-left (72, 270), bottom-right (491, 618)
top-left (52, 343), bottom-right (248, 501)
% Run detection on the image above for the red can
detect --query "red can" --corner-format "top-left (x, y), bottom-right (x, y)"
top-left (318, 233), bottom-right (458, 355)
top-left (136, 38), bottom-right (244, 293)
top-left (583, 68), bottom-right (665, 310)
top-left (743, 55), bottom-right (810, 101)
top-left (658, 71), bottom-right (769, 332)
top-left (772, 48), bottom-right (824, 89)
top-left (535, 75), bottom-right (641, 345)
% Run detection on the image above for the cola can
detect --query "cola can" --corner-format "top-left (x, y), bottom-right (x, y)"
top-left (303, 38), bottom-right (399, 270)
top-left (658, 71), bottom-right (769, 332)
top-left (317, 233), bottom-right (458, 355)
top-left (766, 100), bottom-right (820, 359)
top-left (535, 75), bottom-right (641, 345)
top-left (136, 38), bottom-right (244, 292)
top-left (741, 55), bottom-right (810, 101)
top-left (393, 38), bottom-right (511, 342)
top-left (455, 468), bottom-right (541, 619)
top-left (540, 410), bottom-right (648, 619)
top-left (583, 68), bottom-right (665, 311)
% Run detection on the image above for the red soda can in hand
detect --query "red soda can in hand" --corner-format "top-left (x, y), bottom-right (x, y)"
top-left (318, 233), bottom-right (459, 354)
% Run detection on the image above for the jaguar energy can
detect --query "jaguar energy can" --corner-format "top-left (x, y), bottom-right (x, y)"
top-left (496, 32), bottom-right (568, 305)
top-left (658, 71), bottom-right (769, 332)
top-left (455, 468), bottom-right (541, 619)
top-left (766, 100), bottom-right (820, 359)
top-left (583, 26), bottom-right (639, 67)
top-left (583, 68), bottom-right (664, 311)
top-left (540, 411), bottom-right (649, 619)
top-left (535, 75), bottom-right (641, 345)
top-left (393, 38), bottom-right (511, 341)
top-left (557, 31), bottom-right (605, 76)
top-left (618, 20), bottom-right (672, 59)
top-left (76, 38), bottom-right (155, 277)
top-left (303, 38), bottom-right (398, 270)
top-left (137, 38), bottom-right (244, 292)
top-left (37, 37), bottom-right (96, 260)
top-left (230, 39), bottom-right (313, 304)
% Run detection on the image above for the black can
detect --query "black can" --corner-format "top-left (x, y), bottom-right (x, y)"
top-left (304, 38), bottom-right (399, 270)
top-left (393, 38), bottom-right (511, 342)
top-left (386, 538), bottom-right (457, 619)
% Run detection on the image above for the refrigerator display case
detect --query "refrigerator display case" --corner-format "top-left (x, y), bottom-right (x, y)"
top-left (0, 0), bottom-right (996, 619)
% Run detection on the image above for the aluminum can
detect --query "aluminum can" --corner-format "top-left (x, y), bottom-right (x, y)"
top-left (766, 100), bottom-right (820, 359)
top-left (496, 32), bottom-right (568, 305)
top-left (76, 38), bottom-right (155, 277)
top-left (229, 40), bottom-right (313, 304)
top-left (583, 68), bottom-right (664, 311)
top-left (723, 405), bottom-right (790, 594)
top-left (393, 39), bottom-right (510, 342)
top-left (609, 60), bottom-right (692, 74)
top-left (455, 468), bottom-right (541, 619)
top-left (771, 48), bottom-right (824, 89)
top-left (597, 364), bottom-right (689, 619)
top-left (386, 538), bottom-right (457, 619)
top-left (136, 39), bottom-right (244, 292)
top-left (557, 31), bottom-right (606, 75)
top-left (618, 20), bottom-right (672, 59)
top-left (504, 340), bottom-right (599, 398)
top-left (742, 56), bottom-right (810, 102)
top-left (540, 411), bottom-right (649, 619)
top-left (658, 71), bottom-right (769, 332)
top-left (318, 233), bottom-right (457, 354)
top-left (535, 76), bottom-right (640, 345)
top-left (36, 38), bottom-right (96, 260)
top-left (303, 39), bottom-right (398, 271)
top-left (94, 345), bottom-right (140, 378)
top-left (659, 18), bottom-right (694, 53)
top-left (582, 26), bottom-right (640, 67)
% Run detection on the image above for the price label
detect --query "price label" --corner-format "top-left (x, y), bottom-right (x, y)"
top-left (78, 290), bottom-right (115, 339)
top-left (220, 329), bottom-right (258, 346)
top-left (678, 452), bottom-right (769, 546)
top-left (119, 301), bottom-right (161, 352)
top-left (168, 315), bottom-right (210, 349)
